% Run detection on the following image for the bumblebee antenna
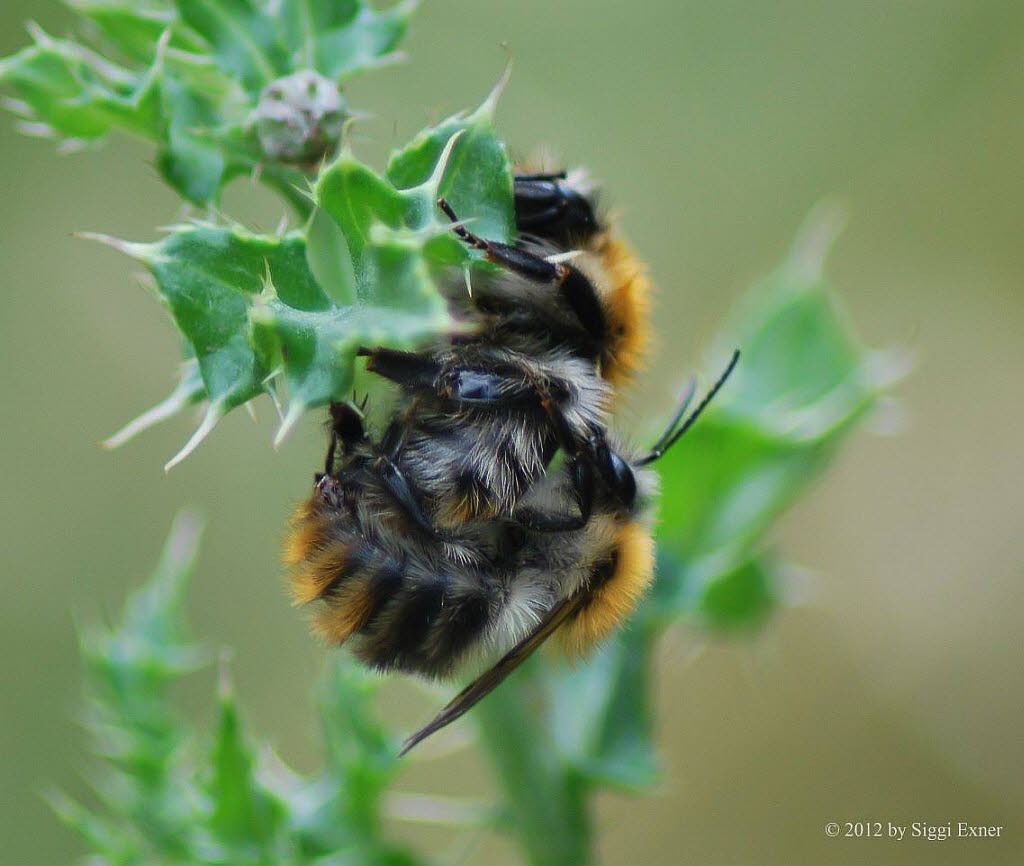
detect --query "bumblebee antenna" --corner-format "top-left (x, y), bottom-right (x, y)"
top-left (645, 377), bottom-right (697, 458)
top-left (635, 349), bottom-right (740, 467)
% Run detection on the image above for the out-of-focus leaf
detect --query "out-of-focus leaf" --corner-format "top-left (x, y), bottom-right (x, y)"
top-left (73, 512), bottom-right (206, 860)
top-left (547, 627), bottom-right (659, 790)
top-left (157, 77), bottom-right (229, 203)
top-left (503, 211), bottom-right (903, 847)
top-left (0, 25), bottom-right (163, 140)
top-left (653, 209), bottom-right (899, 623)
top-left (62, 516), bottom-right (424, 865)
top-left (206, 676), bottom-right (285, 850)
top-left (279, 0), bottom-right (416, 79)
top-left (289, 656), bottom-right (429, 864)
top-left (68, 0), bottom-right (205, 63)
top-left (695, 554), bottom-right (778, 630)
top-left (171, 0), bottom-right (285, 93)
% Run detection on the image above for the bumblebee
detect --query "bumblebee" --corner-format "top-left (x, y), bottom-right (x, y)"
top-left (350, 171), bottom-right (651, 531)
top-left (284, 169), bottom-right (739, 751)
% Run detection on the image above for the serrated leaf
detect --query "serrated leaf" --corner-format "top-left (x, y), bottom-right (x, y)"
top-left (3, 0), bottom-right (420, 205)
top-left (88, 224), bottom-right (332, 462)
top-left (158, 77), bottom-right (229, 204)
top-left (279, 0), bottom-right (415, 79)
top-left (69, 0), bottom-right (205, 64)
top-left (386, 69), bottom-right (514, 242)
top-left (315, 152), bottom-right (408, 297)
top-left (207, 676), bottom-right (284, 848)
top-left (253, 233), bottom-right (452, 444)
top-left (104, 356), bottom-right (205, 449)
top-left (0, 25), bottom-right (163, 140)
top-left (135, 224), bottom-right (323, 403)
top-left (171, 0), bottom-right (285, 93)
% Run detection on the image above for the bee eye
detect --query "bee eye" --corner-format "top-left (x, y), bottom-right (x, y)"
top-left (607, 451), bottom-right (636, 508)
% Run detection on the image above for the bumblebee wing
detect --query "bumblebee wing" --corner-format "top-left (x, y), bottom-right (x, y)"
top-left (399, 593), bottom-right (585, 755)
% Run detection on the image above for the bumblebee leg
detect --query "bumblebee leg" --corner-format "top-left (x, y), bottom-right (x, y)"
top-left (319, 400), bottom-right (367, 480)
top-left (438, 195), bottom-right (557, 278)
top-left (320, 429), bottom-right (338, 479)
top-left (374, 408), bottom-right (441, 539)
top-left (438, 198), bottom-right (607, 344)
top-left (515, 171), bottom-right (568, 182)
top-left (512, 458), bottom-right (594, 533)
top-left (357, 347), bottom-right (441, 390)
top-left (376, 458), bottom-right (439, 538)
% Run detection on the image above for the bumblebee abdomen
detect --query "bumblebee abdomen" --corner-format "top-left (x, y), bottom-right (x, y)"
top-left (285, 496), bottom-right (508, 678)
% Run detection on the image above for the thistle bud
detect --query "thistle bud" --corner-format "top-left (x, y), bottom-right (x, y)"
top-left (252, 70), bottom-right (348, 165)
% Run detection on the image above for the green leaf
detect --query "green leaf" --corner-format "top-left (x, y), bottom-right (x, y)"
top-left (695, 554), bottom-right (778, 630)
top-left (2, 0), bottom-right (420, 205)
top-left (157, 77), bottom-right (228, 204)
top-left (315, 152), bottom-right (408, 297)
top-left (278, 0), bottom-right (416, 79)
top-left (207, 672), bottom-right (284, 849)
top-left (171, 0), bottom-right (285, 93)
top-left (386, 67), bottom-right (515, 243)
top-left (88, 223), bottom-right (330, 466)
top-left (0, 24), bottom-right (163, 141)
top-left (548, 628), bottom-right (659, 790)
top-left (91, 186), bottom-right (472, 460)
top-left (652, 208), bottom-right (899, 622)
top-left (306, 205), bottom-right (356, 306)
top-left (68, 0), bottom-right (205, 64)
top-left (255, 226), bottom-right (454, 442)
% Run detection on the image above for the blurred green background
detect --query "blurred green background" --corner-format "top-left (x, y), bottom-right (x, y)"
top-left (2, 1), bottom-right (1022, 864)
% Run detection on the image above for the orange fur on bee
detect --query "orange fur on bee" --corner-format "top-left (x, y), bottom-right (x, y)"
top-left (556, 521), bottom-right (655, 657)
top-left (282, 500), bottom-right (328, 570)
top-left (436, 493), bottom-right (494, 529)
top-left (288, 539), bottom-right (360, 605)
top-left (594, 230), bottom-right (652, 389)
top-left (284, 503), bottom-right (375, 644)
top-left (312, 579), bottom-right (375, 644)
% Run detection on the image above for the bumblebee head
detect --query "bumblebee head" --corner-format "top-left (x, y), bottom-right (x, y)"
top-left (514, 170), bottom-right (600, 248)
